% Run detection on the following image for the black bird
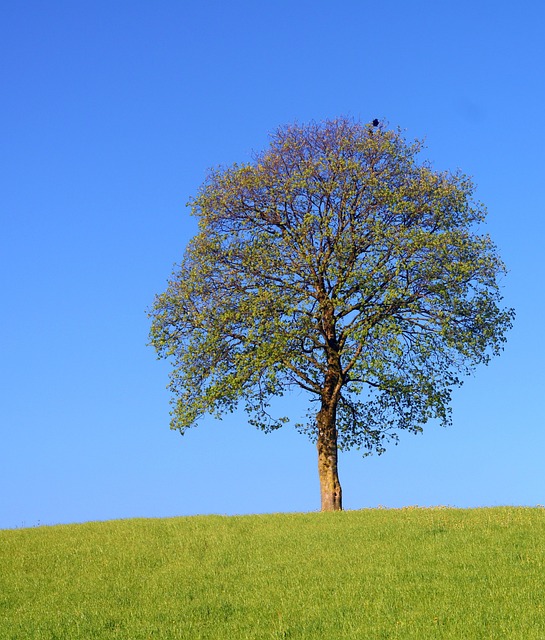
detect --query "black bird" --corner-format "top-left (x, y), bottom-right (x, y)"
top-left (372, 119), bottom-right (379, 127)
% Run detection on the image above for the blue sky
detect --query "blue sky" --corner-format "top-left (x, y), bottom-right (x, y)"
top-left (1, 1), bottom-right (544, 529)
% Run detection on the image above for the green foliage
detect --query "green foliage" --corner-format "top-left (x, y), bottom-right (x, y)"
top-left (2, 508), bottom-right (545, 639)
top-left (149, 117), bottom-right (513, 452)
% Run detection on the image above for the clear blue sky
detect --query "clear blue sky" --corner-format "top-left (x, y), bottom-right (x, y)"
top-left (1, 1), bottom-right (544, 529)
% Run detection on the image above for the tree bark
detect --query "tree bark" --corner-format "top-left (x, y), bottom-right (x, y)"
top-left (317, 396), bottom-right (342, 511)
top-left (316, 291), bottom-right (343, 511)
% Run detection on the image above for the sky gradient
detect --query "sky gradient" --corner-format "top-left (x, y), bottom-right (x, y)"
top-left (1, 1), bottom-right (544, 529)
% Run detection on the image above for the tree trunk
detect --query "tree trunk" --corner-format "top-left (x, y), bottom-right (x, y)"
top-left (316, 294), bottom-right (343, 511)
top-left (317, 398), bottom-right (342, 511)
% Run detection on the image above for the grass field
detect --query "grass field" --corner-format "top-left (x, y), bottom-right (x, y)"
top-left (1, 507), bottom-right (545, 639)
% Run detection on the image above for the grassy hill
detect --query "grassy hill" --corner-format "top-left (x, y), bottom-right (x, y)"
top-left (1, 507), bottom-right (545, 638)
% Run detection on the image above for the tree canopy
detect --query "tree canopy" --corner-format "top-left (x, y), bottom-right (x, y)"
top-left (149, 117), bottom-right (513, 510)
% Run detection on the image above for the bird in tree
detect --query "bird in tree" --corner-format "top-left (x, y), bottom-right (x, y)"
top-left (149, 117), bottom-right (513, 512)
top-left (372, 118), bottom-right (380, 126)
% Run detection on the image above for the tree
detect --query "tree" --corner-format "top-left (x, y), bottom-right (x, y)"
top-left (149, 117), bottom-right (513, 511)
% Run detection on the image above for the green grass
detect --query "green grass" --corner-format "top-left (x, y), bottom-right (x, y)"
top-left (1, 507), bottom-right (545, 638)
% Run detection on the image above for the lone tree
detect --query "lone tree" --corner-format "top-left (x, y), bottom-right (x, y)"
top-left (149, 117), bottom-right (513, 511)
